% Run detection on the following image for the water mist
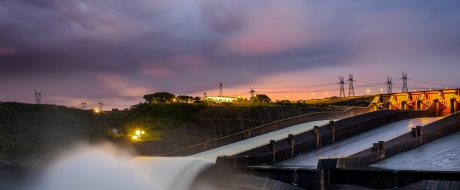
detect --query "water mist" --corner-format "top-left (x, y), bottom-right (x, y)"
top-left (28, 143), bottom-right (213, 190)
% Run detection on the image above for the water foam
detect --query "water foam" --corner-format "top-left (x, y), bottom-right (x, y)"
top-left (33, 143), bottom-right (213, 190)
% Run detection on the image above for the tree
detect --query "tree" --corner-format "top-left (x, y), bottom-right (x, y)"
top-left (250, 94), bottom-right (271, 103)
top-left (177, 95), bottom-right (193, 103)
top-left (193, 97), bottom-right (201, 102)
top-left (143, 92), bottom-right (176, 104)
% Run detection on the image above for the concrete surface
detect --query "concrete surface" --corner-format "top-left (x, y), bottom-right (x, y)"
top-left (370, 130), bottom-right (460, 171)
top-left (190, 120), bottom-right (331, 162)
top-left (277, 117), bottom-right (441, 167)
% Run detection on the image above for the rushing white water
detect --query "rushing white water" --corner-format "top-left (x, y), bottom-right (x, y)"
top-left (32, 143), bottom-right (213, 190)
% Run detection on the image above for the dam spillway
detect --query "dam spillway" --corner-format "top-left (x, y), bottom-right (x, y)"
top-left (277, 117), bottom-right (441, 167)
top-left (191, 120), bottom-right (331, 162)
top-left (370, 129), bottom-right (460, 171)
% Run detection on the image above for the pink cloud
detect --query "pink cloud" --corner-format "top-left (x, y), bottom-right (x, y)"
top-left (223, 2), bottom-right (323, 55)
top-left (141, 53), bottom-right (209, 76)
top-left (0, 47), bottom-right (16, 56)
top-left (142, 68), bottom-right (175, 76)
top-left (96, 74), bottom-right (153, 97)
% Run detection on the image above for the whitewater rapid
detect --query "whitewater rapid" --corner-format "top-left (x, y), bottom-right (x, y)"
top-left (33, 143), bottom-right (213, 190)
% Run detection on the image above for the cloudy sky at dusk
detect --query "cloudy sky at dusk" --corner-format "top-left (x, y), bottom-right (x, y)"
top-left (1, 0), bottom-right (460, 109)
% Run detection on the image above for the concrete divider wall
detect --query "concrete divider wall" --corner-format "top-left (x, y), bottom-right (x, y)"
top-left (160, 106), bottom-right (374, 156)
top-left (334, 169), bottom-right (460, 189)
top-left (216, 101), bottom-right (441, 166)
top-left (337, 105), bottom-right (460, 168)
top-left (232, 167), bottom-right (318, 190)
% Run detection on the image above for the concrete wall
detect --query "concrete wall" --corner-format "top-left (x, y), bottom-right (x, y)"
top-left (155, 106), bottom-right (374, 156)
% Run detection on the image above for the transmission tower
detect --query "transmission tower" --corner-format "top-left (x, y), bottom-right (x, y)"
top-left (338, 76), bottom-right (347, 97)
top-left (81, 100), bottom-right (86, 110)
top-left (249, 87), bottom-right (256, 98)
top-left (219, 83), bottom-right (223, 96)
top-left (34, 89), bottom-right (42, 104)
top-left (401, 72), bottom-right (408, 92)
top-left (386, 77), bottom-right (393, 93)
top-left (348, 74), bottom-right (355, 97)
top-left (98, 101), bottom-right (103, 111)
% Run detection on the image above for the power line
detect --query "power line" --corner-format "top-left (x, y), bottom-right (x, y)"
top-left (409, 78), bottom-right (458, 88)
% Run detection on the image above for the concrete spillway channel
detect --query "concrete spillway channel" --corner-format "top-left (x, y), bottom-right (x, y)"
top-left (370, 129), bottom-right (460, 171)
top-left (276, 117), bottom-right (442, 167)
top-left (191, 120), bottom-right (331, 162)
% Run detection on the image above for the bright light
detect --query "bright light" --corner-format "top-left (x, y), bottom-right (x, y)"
top-left (286, 96), bottom-right (288, 99)
top-left (325, 92), bottom-right (328, 95)
top-left (135, 130), bottom-right (140, 135)
top-left (94, 109), bottom-right (100, 113)
top-left (141, 131), bottom-right (145, 135)
top-left (380, 89), bottom-right (383, 91)
top-left (366, 89), bottom-right (370, 93)
top-left (298, 94), bottom-right (300, 97)
top-left (173, 98), bottom-right (176, 101)
top-left (132, 135), bottom-right (138, 140)
top-left (238, 96), bottom-right (240, 98)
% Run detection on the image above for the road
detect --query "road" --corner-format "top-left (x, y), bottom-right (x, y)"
top-left (370, 130), bottom-right (460, 171)
top-left (276, 117), bottom-right (442, 167)
top-left (190, 120), bottom-right (331, 162)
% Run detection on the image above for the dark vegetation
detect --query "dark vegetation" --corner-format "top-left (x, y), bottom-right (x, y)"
top-left (0, 92), bottom-right (370, 163)
top-left (332, 96), bottom-right (374, 107)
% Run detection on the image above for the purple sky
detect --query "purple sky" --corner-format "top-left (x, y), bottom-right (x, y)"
top-left (1, 0), bottom-right (460, 109)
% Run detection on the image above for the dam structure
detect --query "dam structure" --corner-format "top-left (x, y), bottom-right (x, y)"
top-left (210, 89), bottom-right (460, 189)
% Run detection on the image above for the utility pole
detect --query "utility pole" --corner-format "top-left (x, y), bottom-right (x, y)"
top-left (249, 87), bottom-right (256, 98)
top-left (348, 74), bottom-right (355, 97)
top-left (98, 101), bottom-right (103, 111)
top-left (338, 76), bottom-right (347, 97)
top-left (81, 100), bottom-right (86, 110)
top-left (203, 92), bottom-right (207, 100)
top-left (219, 83), bottom-right (223, 97)
top-left (387, 77), bottom-right (393, 94)
top-left (34, 89), bottom-right (42, 104)
top-left (401, 72), bottom-right (408, 92)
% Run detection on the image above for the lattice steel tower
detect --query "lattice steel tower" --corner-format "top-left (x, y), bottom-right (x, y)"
top-left (338, 76), bottom-right (347, 97)
top-left (387, 77), bottom-right (393, 93)
top-left (348, 74), bottom-right (355, 97)
top-left (34, 89), bottom-right (42, 104)
top-left (81, 100), bottom-right (86, 110)
top-left (401, 72), bottom-right (408, 92)
top-left (98, 101), bottom-right (103, 111)
top-left (249, 87), bottom-right (256, 98)
top-left (219, 83), bottom-right (223, 96)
